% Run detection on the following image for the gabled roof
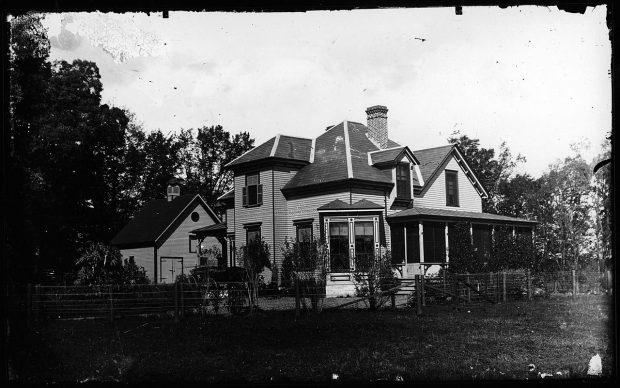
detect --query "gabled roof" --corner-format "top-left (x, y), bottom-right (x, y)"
top-left (225, 134), bottom-right (313, 169)
top-left (317, 199), bottom-right (384, 211)
top-left (369, 145), bottom-right (419, 166)
top-left (282, 121), bottom-right (397, 193)
top-left (411, 145), bottom-right (454, 184)
top-left (110, 194), bottom-right (219, 248)
top-left (387, 206), bottom-right (538, 225)
top-left (411, 145), bottom-right (488, 198)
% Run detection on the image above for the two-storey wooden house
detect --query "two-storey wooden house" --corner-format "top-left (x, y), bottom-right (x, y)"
top-left (214, 105), bottom-right (536, 296)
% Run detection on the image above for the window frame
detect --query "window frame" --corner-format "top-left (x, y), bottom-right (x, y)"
top-left (246, 225), bottom-right (261, 244)
top-left (189, 236), bottom-right (198, 253)
top-left (445, 170), bottom-right (459, 207)
top-left (396, 162), bottom-right (412, 199)
top-left (243, 172), bottom-right (263, 207)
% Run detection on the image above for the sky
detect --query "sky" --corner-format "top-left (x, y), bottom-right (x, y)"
top-left (40, 6), bottom-right (611, 178)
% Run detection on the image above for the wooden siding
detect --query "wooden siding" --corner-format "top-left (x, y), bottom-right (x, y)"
top-left (415, 156), bottom-right (482, 212)
top-left (272, 168), bottom-right (297, 283)
top-left (226, 207), bottom-right (235, 234)
top-left (157, 203), bottom-right (219, 283)
top-left (120, 247), bottom-right (154, 282)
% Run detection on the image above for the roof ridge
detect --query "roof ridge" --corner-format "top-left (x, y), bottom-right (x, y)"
top-left (270, 134), bottom-right (281, 157)
top-left (343, 120), bottom-right (353, 179)
top-left (412, 144), bottom-right (454, 152)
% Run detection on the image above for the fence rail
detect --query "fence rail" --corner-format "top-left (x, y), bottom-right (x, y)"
top-left (15, 270), bottom-right (613, 323)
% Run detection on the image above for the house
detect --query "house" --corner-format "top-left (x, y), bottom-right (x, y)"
top-left (110, 180), bottom-right (221, 283)
top-left (213, 105), bottom-right (536, 296)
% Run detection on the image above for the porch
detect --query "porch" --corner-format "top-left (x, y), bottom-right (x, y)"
top-left (387, 206), bottom-right (537, 277)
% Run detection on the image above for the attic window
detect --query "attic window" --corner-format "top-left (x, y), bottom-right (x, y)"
top-left (191, 212), bottom-right (200, 222)
top-left (445, 170), bottom-right (459, 207)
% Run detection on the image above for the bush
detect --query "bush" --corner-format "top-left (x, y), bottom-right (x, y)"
top-left (74, 242), bottom-right (149, 285)
top-left (448, 222), bottom-right (482, 273)
top-left (281, 237), bottom-right (328, 312)
top-left (353, 250), bottom-right (399, 310)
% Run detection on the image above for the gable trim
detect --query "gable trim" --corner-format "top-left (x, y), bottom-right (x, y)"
top-left (343, 120), bottom-right (353, 178)
top-left (414, 165), bottom-right (424, 186)
top-left (217, 188), bottom-right (234, 201)
top-left (452, 147), bottom-right (489, 198)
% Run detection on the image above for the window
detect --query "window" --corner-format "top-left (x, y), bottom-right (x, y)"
top-left (354, 221), bottom-right (374, 261)
top-left (242, 173), bottom-right (263, 207)
top-left (396, 163), bottom-right (411, 199)
top-left (189, 236), bottom-right (198, 253)
top-left (329, 222), bottom-right (350, 271)
top-left (219, 210), bottom-right (227, 224)
top-left (191, 211), bottom-right (200, 222)
top-left (423, 222), bottom-right (446, 263)
top-left (296, 223), bottom-right (313, 268)
top-left (445, 170), bottom-right (459, 207)
top-left (246, 226), bottom-right (261, 244)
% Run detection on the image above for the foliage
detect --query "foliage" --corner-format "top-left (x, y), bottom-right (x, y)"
top-left (448, 132), bottom-right (525, 213)
top-left (447, 222), bottom-right (482, 273)
top-left (238, 238), bottom-right (271, 311)
top-left (73, 242), bottom-right (149, 285)
top-left (281, 237), bottom-right (329, 312)
top-left (178, 126), bottom-right (254, 208)
top-left (353, 251), bottom-right (398, 310)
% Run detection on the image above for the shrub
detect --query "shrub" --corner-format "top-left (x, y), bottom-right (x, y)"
top-left (238, 237), bottom-right (271, 311)
top-left (353, 250), bottom-right (399, 310)
top-left (448, 222), bottom-right (481, 273)
top-left (74, 242), bottom-right (149, 285)
top-left (281, 237), bottom-right (328, 312)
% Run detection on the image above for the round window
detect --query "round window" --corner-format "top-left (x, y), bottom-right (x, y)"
top-left (191, 212), bottom-right (200, 222)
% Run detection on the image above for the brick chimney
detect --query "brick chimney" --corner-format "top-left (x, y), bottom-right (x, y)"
top-left (366, 105), bottom-right (388, 149)
top-left (166, 177), bottom-right (182, 201)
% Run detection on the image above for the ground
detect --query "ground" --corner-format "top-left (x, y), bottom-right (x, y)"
top-left (9, 295), bottom-right (613, 383)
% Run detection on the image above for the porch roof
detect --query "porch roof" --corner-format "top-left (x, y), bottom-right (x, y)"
top-left (190, 222), bottom-right (228, 238)
top-left (387, 207), bottom-right (537, 226)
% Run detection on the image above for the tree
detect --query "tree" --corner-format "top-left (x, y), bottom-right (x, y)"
top-left (448, 132), bottom-right (525, 213)
top-left (589, 137), bottom-right (612, 271)
top-left (178, 126), bottom-right (254, 208)
top-left (238, 238), bottom-right (271, 311)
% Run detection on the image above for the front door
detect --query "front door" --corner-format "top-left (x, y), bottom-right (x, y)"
top-left (403, 223), bottom-right (420, 278)
top-left (329, 222), bottom-right (350, 271)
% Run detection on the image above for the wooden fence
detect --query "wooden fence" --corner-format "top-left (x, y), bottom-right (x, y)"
top-left (21, 270), bottom-right (612, 323)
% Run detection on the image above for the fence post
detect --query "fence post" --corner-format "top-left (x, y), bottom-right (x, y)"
top-left (415, 275), bottom-right (422, 316)
top-left (180, 282), bottom-right (184, 319)
top-left (26, 283), bottom-right (32, 329)
top-left (502, 271), bottom-right (507, 302)
top-left (421, 274), bottom-right (426, 307)
top-left (443, 271), bottom-right (447, 295)
top-left (607, 270), bottom-right (613, 295)
top-left (295, 274), bottom-right (301, 318)
top-left (109, 285), bottom-right (114, 322)
top-left (466, 273), bottom-right (471, 303)
top-left (453, 276), bottom-right (458, 304)
top-left (174, 282), bottom-right (179, 322)
top-left (572, 269), bottom-right (577, 297)
top-left (34, 285), bottom-right (40, 323)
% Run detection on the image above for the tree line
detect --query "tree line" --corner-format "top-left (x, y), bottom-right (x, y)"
top-left (7, 14), bottom-right (254, 283)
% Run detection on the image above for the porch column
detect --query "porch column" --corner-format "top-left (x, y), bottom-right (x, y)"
top-left (512, 226), bottom-right (516, 238)
top-left (469, 222), bottom-right (473, 244)
top-left (445, 223), bottom-right (449, 265)
top-left (348, 218), bottom-right (355, 271)
top-left (418, 221), bottom-right (425, 266)
top-left (403, 225), bottom-right (408, 263)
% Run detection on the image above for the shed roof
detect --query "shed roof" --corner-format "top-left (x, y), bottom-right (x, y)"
top-left (388, 206), bottom-right (537, 225)
top-left (317, 199), bottom-right (384, 211)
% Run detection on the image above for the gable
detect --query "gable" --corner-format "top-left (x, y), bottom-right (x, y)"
top-left (155, 197), bottom-right (220, 248)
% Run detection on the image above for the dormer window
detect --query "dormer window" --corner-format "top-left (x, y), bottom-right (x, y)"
top-left (445, 170), bottom-right (459, 207)
top-left (396, 163), bottom-right (411, 199)
top-left (242, 173), bottom-right (263, 207)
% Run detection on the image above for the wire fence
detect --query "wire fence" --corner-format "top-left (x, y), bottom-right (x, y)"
top-left (16, 269), bottom-right (613, 323)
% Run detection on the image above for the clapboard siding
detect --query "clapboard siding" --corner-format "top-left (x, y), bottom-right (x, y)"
top-left (286, 192), bottom-right (352, 242)
top-left (226, 207), bottom-right (235, 234)
top-left (272, 168), bottom-right (297, 283)
top-left (158, 203), bottom-right (219, 282)
top-left (120, 247), bottom-right (154, 282)
top-left (415, 156), bottom-right (482, 212)
top-left (233, 170), bottom-right (274, 282)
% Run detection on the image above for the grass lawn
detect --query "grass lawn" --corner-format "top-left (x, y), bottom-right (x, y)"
top-left (9, 295), bottom-right (613, 383)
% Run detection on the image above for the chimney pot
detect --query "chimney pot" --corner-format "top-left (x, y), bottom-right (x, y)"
top-left (366, 105), bottom-right (388, 149)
